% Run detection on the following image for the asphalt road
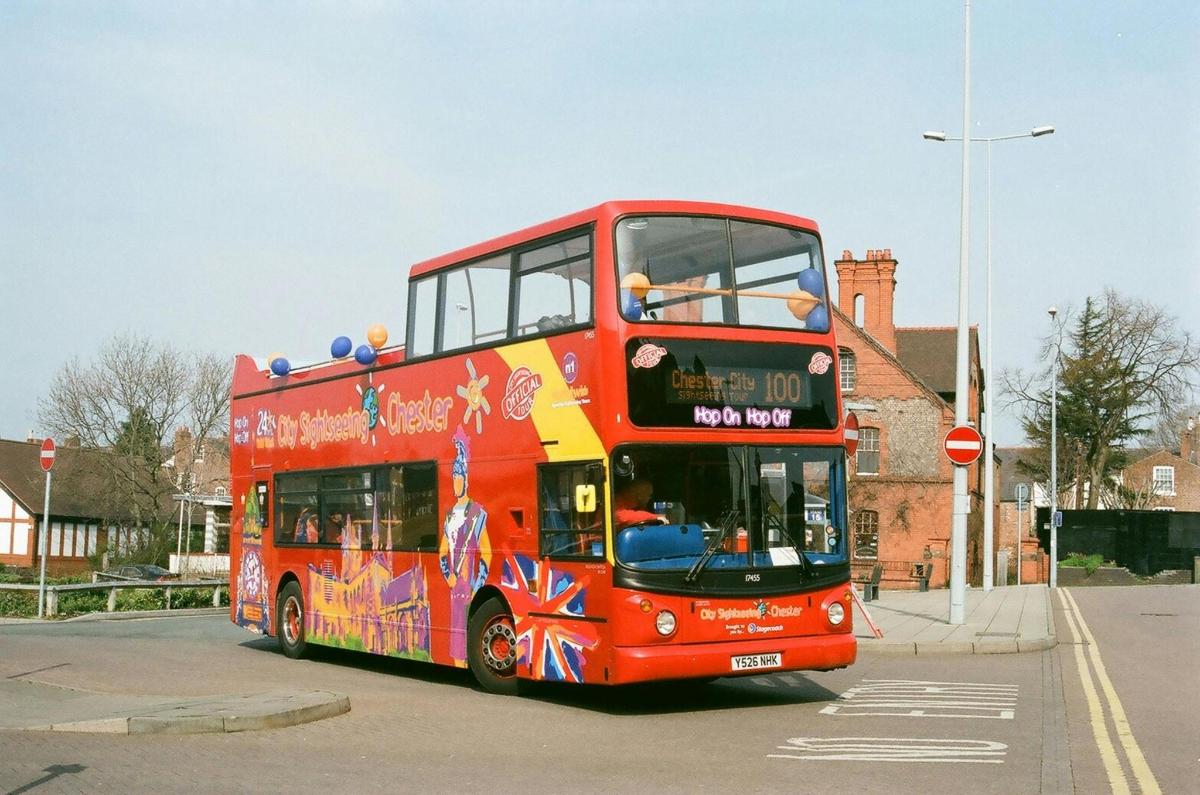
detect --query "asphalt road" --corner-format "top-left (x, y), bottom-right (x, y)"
top-left (0, 585), bottom-right (1192, 794)
top-left (1054, 584), bottom-right (1199, 795)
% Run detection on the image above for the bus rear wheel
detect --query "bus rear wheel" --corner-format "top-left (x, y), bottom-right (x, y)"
top-left (276, 581), bottom-right (309, 659)
top-left (468, 597), bottom-right (522, 695)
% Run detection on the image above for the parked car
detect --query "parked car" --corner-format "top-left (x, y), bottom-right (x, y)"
top-left (103, 564), bottom-right (177, 582)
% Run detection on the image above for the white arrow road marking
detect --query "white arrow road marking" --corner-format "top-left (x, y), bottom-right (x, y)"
top-left (820, 679), bottom-right (1017, 719)
top-left (769, 737), bottom-right (1007, 763)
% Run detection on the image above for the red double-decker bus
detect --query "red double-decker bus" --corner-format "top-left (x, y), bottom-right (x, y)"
top-left (229, 200), bottom-right (856, 693)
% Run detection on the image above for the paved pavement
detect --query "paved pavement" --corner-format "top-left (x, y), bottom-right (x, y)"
top-left (0, 586), bottom-right (1054, 737)
top-left (853, 583), bottom-right (1056, 655)
top-left (1, 609), bottom-right (349, 735)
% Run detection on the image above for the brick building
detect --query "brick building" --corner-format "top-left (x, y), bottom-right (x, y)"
top-left (833, 249), bottom-right (996, 589)
top-left (0, 438), bottom-right (144, 574)
top-left (996, 447), bottom-right (1047, 584)
top-left (0, 428), bottom-right (231, 576)
top-left (1118, 416), bottom-right (1200, 511)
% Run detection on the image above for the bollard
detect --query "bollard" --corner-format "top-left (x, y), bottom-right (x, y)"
top-left (1194, 556), bottom-right (1199, 585)
top-left (165, 586), bottom-right (172, 610)
top-left (108, 587), bottom-right (117, 612)
top-left (212, 585), bottom-right (222, 607)
top-left (46, 588), bottom-right (58, 618)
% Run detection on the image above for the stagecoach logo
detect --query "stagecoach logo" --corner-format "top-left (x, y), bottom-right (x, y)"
top-left (631, 343), bottom-right (668, 369)
top-left (807, 351), bottom-right (833, 375)
top-left (502, 366), bottom-right (543, 420)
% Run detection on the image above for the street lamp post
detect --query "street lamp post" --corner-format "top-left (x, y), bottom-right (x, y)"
top-left (922, 124), bottom-right (1054, 593)
top-left (1048, 306), bottom-right (1059, 588)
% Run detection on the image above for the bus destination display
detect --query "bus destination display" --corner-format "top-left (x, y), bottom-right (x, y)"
top-left (626, 338), bottom-right (838, 430)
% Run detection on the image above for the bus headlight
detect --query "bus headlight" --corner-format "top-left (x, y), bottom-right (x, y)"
top-left (827, 601), bottom-right (845, 626)
top-left (656, 610), bottom-right (677, 636)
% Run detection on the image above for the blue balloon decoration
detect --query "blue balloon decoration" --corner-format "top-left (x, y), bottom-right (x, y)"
top-left (805, 304), bottom-right (830, 332)
top-left (797, 268), bottom-right (825, 298)
top-left (354, 344), bottom-right (377, 365)
top-left (331, 336), bottom-right (353, 359)
top-left (621, 290), bottom-right (643, 320)
top-left (270, 357), bottom-right (291, 376)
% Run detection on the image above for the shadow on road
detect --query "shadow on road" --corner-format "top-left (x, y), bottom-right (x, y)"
top-left (239, 636), bottom-right (841, 715)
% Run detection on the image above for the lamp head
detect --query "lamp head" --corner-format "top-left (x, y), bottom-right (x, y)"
top-left (922, 131), bottom-right (947, 142)
top-left (1031, 125), bottom-right (1055, 137)
top-left (1048, 305), bottom-right (1058, 319)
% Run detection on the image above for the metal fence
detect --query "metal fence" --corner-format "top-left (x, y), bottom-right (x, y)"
top-left (0, 579), bottom-right (226, 617)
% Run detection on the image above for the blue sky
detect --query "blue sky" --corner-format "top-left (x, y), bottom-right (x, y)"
top-left (1, 1), bottom-right (1197, 445)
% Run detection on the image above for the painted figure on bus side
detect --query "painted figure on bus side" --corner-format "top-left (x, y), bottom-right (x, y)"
top-left (439, 425), bottom-right (491, 666)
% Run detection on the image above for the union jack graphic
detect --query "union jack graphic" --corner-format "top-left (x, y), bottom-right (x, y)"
top-left (501, 554), bottom-right (598, 683)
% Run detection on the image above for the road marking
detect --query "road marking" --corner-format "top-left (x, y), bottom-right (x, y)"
top-left (769, 736), bottom-right (1006, 763)
top-left (820, 679), bottom-right (1017, 719)
top-left (1060, 588), bottom-right (1161, 795)
top-left (1056, 590), bottom-right (1128, 795)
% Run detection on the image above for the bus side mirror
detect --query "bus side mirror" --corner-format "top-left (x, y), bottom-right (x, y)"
top-left (575, 484), bottom-right (596, 514)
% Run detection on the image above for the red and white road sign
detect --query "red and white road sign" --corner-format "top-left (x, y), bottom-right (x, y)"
top-left (844, 411), bottom-right (860, 457)
top-left (39, 438), bottom-right (56, 472)
top-left (943, 425), bottom-right (983, 466)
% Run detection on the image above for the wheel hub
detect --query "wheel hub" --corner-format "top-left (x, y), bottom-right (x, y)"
top-left (285, 597), bottom-right (302, 644)
top-left (481, 618), bottom-right (518, 673)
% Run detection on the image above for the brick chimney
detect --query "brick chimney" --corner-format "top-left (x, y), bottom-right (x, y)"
top-left (1183, 415), bottom-right (1197, 465)
top-left (835, 248), bottom-right (898, 353)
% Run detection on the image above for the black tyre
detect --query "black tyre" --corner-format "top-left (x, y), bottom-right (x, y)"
top-left (276, 580), bottom-right (309, 659)
top-left (467, 597), bottom-right (522, 695)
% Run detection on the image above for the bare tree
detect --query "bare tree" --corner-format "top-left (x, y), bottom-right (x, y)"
top-left (1099, 471), bottom-right (1160, 510)
top-left (1003, 290), bottom-right (1199, 509)
top-left (1147, 401), bottom-right (1199, 453)
top-left (38, 333), bottom-right (231, 563)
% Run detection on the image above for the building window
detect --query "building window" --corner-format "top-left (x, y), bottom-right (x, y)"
top-left (853, 510), bottom-right (878, 559)
top-left (839, 349), bottom-right (856, 392)
top-left (856, 427), bottom-right (880, 475)
top-left (853, 294), bottom-right (865, 326)
top-left (193, 442), bottom-right (205, 464)
top-left (1152, 466), bottom-right (1175, 496)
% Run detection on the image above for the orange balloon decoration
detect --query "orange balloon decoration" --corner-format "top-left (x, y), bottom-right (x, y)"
top-left (620, 272), bottom-right (651, 300)
top-left (786, 290), bottom-right (819, 320)
top-left (367, 324), bottom-right (389, 349)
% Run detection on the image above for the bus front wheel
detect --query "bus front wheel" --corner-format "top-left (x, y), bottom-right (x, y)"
top-left (276, 581), bottom-right (309, 659)
top-left (468, 597), bottom-right (522, 695)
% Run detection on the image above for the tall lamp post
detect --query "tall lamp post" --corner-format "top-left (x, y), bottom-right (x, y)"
top-left (1048, 306), bottom-right (1059, 588)
top-left (923, 124), bottom-right (1055, 592)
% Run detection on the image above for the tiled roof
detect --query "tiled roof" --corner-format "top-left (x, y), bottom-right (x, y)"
top-left (895, 327), bottom-right (979, 395)
top-left (0, 439), bottom-right (159, 522)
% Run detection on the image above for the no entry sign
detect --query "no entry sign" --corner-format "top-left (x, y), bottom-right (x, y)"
top-left (39, 437), bottom-right (56, 472)
top-left (844, 412), bottom-right (860, 457)
top-left (944, 425), bottom-right (983, 466)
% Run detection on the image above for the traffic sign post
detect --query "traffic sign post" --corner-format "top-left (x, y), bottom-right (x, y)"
top-left (37, 438), bottom-right (55, 619)
top-left (943, 425), bottom-right (983, 466)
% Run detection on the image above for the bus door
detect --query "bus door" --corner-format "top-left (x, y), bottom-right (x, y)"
top-left (510, 461), bottom-right (608, 683)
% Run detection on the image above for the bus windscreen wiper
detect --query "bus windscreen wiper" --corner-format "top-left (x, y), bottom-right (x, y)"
top-left (684, 509), bottom-right (740, 583)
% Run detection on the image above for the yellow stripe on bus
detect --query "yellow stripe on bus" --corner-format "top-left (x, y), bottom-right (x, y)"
top-left (496, 340), bottom-right (612, 563)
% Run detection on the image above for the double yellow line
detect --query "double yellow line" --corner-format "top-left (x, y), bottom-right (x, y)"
top-left (1057, 588), bottom-right (1160, 795)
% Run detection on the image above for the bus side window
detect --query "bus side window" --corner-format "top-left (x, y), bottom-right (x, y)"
top-left (538, 462), bottom-right (605, 559)
top-left (515, 234), bottom-right (592, 337)
top-left (377, 462), bottom-right (439, 551)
